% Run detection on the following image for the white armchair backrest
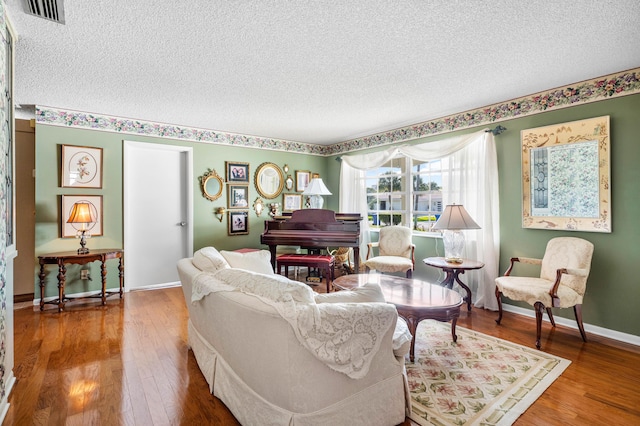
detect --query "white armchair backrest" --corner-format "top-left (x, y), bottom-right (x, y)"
top-left (540, 237), bottom-right (594, 296)
top-left (378, 226), bottom-right (413, 258)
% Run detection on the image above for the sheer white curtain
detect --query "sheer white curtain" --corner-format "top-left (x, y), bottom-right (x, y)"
top-left (339, 129), bottom-right (500, 310)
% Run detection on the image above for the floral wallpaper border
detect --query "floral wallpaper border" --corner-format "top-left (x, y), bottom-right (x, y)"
top-left (37, 67), bottom-right (640, 156)
top-left (0, 0), bottom-right (8, 402)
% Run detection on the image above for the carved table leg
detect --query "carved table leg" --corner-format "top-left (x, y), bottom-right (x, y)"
top-left (101, 260), bottom-right (108, 305)
top-left (57, 262), bottom-right (67, 312)
top-left (118, 257), bottom-right (124, 298)
top-left (39, 261), bottom-right (46, 311)
top-left (453, 270), bottom-right (473, 311)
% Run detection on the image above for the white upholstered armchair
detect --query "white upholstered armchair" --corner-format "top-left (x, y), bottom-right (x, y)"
top-left (363, 226), bottom-right (415, 278)
top-left (495, 237), bottom-right (594, 349)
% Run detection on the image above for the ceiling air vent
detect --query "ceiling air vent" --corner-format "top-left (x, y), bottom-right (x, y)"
top-left (22, 0), bottom-right (65, 24)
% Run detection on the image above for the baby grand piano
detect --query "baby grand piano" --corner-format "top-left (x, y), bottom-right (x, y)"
top-left (260, 209), bottom-right (362, 272)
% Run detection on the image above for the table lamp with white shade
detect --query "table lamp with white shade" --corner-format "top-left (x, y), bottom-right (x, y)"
top-left (302, 178), bottom-right (332, 209)
top-left (431, 204), bottom-right (480, 263)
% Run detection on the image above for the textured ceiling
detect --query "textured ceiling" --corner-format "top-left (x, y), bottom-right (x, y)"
top-left (5, 0), bottom-right (640, 145)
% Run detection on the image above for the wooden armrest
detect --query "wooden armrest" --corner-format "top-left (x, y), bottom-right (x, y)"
top-left (366, 242), bottom-right (379, 260)
top-left (410, 244), bottom-right (416, 266)
top-left (503, 256), bottom-right (542, 276)
top-left (562, 267), bottom-right (589, 277)
top-left (548, 267), bottom-right (590, 306)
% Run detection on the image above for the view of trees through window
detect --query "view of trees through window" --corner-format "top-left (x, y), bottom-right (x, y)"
top-left (365, 157), bottom-right (444, 232)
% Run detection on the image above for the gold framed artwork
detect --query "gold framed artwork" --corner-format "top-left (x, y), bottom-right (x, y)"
top-left (521, 115), bottom-right (611, 233)
top-left (61, 144), bottom-right (103, 188)
top-left (282, 193), bottom-right (302, 212)
top-left (295, 170), bottom-right (310, 192)
top-left (228, 184), bottom-right (249, 209)
top-left (226, 161), bottom-right (249, 183)
top-left (61, 195), bottom-right (103, 238)
top-left (228, 210), bottom-right (249, 235)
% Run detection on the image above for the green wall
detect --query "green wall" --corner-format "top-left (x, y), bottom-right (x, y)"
top-left (35, 93), bottom-right (640, 336)
top-left (326, 93), bottom-right (640, 336)
top-left (34, 126), bottom-right (327, 298)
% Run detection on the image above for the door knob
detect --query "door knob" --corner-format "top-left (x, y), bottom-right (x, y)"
top-left (179, 222), bottom-right (187, 226)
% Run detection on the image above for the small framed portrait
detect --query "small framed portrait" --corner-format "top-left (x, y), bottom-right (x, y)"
top-left (282, 193), bottom-right (302, 212)
top-left (226, 161), bottom-right (250, 182)
top-left (228, 210), bottom-right (249, 235)
top-left (296, 170), bottom-right (311, 192)
top-left (61, 194), bottom-right (103, 238)
top-left (61, 144), bottom-right (103, 188)
top-left (228, 184), bottom-right (249, 209)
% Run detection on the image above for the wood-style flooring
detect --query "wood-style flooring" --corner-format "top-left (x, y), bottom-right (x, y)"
top-left (6, 284), bottom-right (640, 425)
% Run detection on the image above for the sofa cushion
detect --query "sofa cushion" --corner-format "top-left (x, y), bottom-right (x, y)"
top-left (315, 283), bottom-right (386, 304)
top-left (220, 249), bottom-right (275, 275)
top-left (192, 247), bottom-right (230, 272)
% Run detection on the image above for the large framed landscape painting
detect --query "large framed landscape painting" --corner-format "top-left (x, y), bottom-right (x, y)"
top-left (521, 115), bottom-right (611, 233)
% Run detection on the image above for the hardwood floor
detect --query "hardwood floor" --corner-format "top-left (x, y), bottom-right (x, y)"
top-left (6, 285), bottom-right (640, 425)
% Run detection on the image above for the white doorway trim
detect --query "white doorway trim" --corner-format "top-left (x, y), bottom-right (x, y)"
top-left (123, 141), bottom-right (193, 291)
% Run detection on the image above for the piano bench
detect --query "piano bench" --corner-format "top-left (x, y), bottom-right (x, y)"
top-left (277, 254), bottom-right (335, 293)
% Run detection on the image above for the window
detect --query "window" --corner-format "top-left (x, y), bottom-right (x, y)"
top-left (365, 156), bottom-right (444, 233)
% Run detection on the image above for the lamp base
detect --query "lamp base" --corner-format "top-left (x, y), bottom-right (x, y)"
top-left (308, 195), bottom-right (324, 209)
top-left (442, 230), bottom-right (465, 264)
top-left (77, 230), bottom-right (90, 254)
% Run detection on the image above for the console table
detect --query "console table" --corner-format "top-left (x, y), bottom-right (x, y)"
top-left (423, 256), bottom-right (484, 311)
top-left (38, 249), bottom-right (124, 312)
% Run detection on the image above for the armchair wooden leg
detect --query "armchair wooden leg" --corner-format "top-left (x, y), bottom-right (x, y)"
top-left (534, 301), bottom-right (545, 349)
top-left (406, 269), bottom-right (412, 278)
top-left (365, 266), bottom-right (371, 274)
top-left (495, 287), bottom-right (503, 325)
top-left (546, 308), bottom-right (556, 327)
top-left (574, 304), bottom-right (588, 342)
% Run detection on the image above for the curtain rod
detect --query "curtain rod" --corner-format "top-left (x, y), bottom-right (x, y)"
top-left (335, 126), bottom-right (507, 162)
top-left (487, 125), bottom-right (507, 135)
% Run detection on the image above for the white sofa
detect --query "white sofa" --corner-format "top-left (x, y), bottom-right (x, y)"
top-left (177, 247), bottom-right (412, 426)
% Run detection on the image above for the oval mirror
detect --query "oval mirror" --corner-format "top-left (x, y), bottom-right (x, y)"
top-left (199, 169), bottom-right (224, 201)
top-left (254, 162), bottom-right (284, 199)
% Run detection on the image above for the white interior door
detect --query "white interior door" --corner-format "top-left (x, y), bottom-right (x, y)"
top-left (124, 141), bottom-right (193, 290)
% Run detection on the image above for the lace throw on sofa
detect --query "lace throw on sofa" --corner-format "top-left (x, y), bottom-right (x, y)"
top-left (192, 268), bottom-right (397, 379)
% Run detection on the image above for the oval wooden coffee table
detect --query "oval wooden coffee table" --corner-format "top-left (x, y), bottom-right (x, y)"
top-left (333, 274), bottom-right (463, 362)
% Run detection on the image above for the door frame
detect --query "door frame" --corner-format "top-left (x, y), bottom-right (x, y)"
top-left (123, 140), bottom-right (193, 291)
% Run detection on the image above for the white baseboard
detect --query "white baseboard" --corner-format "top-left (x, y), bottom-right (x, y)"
top-left (127, 281), bottom-right (181, 292)
top-left (32, 282), bottom-right (183, 305)
top-left (502, 304), bottom-right (640, 347)
top-left (0, 372), bottom-right (16, 423)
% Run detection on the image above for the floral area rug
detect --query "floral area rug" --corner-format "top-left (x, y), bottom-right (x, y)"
top-left (406, 320), bottom-right (570, 426)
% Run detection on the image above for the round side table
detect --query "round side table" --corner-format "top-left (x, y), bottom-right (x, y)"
top-left (423, 257), bottom-right (484, 311)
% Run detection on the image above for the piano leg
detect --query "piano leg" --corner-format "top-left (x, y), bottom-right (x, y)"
top-left (353, 247), bottom-right (360, 273)
top-left (269, 246), bottom-right (277, 271)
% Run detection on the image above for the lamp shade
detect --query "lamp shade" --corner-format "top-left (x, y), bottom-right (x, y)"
top-left (67, 202), bottom-right (95, 224)
top-left (432, 204), bottom-right (480, 230)
top-left (302, 178), bottom-right (332, 195)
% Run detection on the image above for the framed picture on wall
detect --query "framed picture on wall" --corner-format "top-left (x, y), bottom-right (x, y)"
top-left (228, 210), bottom-right (249, 235)
top-left (61, 144), bottom-right (103, 188)
top-left (295, 170), bottom-right (311, 192)
top-left (282, 193), bottom-right (302, 212)
top-left (521, 115), bottom-right (611, 233)
top-left (228, 184), bottom-right (249, 209)
top-left (226, 161), bottom-right (250, 183)
top-left (61, 194), bottom-right (103, 238)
